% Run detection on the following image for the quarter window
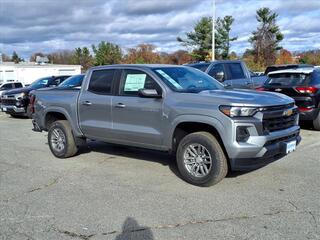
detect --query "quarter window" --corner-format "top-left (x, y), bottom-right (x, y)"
top-left (88, 69), bottom-right (115, 94)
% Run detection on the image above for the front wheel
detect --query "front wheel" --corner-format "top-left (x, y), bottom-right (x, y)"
top-left (48, 120), bottom-right (78, 158)
top-left (176, 132), bottom-right (228, 187)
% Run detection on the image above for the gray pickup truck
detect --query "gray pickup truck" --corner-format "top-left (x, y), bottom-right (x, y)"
top-left (186, 60), bottom-right (267, 89)
top-left (31, 64), bottom-right (301, 186)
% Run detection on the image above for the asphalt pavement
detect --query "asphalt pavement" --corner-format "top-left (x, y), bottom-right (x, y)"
top-left (0, 112), bottom-right (319, 240)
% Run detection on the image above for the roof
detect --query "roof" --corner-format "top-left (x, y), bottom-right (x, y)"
top-left (90, 64), bottom-right (187, 71)
top-left (268, 67), bottom-right (315, 75)
top-left (186, 60), bottom-right (242, 65)
top-left (0, 62), bottom-right (81, 68)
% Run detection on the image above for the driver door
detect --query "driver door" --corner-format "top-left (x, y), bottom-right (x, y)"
top-left (207, 63), bottom-right (232, 88)
top-left (112, 69), bottom-right (164, 148)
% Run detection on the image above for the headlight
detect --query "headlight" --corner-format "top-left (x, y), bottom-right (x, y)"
top-left (219, 106), bottom-right (259, 117)
top-left (15, 92), bottom-right (26, 99)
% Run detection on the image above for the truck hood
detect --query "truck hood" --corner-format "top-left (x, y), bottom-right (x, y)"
top-left (198, 89), bottom-right (293, 107)
top-left (3, 87), bottom-right (32, 96)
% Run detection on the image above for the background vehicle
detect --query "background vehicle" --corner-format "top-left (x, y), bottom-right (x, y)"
top-left (27, 74), bottom-right (85, 117)
top-left (0, 82), bottom-right (24, 96)
top-left (57, 74), bottom-right (84, 89)
top-left (0, 75), bottom-right (70, 117)
top-left (264, 64), bottom-right (314, 75)
top-left (31, 65), bottom-right (300, 187)
top-left (261, 68), bottom-right (320, 130)
top-left (186, 60), bottom-right (267, 89)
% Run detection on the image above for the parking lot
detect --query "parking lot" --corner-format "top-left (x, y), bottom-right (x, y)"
top-left (0, 112), bottom-right (319, 240)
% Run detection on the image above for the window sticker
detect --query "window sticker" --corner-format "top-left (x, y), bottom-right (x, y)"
top-left (124, 74), bottom-right (146, 91)
top-left (156, 70), bottom-right (183, 89)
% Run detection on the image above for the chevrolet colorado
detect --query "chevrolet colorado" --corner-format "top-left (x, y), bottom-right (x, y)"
top-left (31, 64), bottom-right (301, 186)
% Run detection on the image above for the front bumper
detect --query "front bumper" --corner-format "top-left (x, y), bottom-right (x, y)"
top-left (230, 129), bottom-right (301, 171)
top-left (299, 108), bottom-right (319, 121)
top-left (1, 105), bottom-right (26, 114)
top-left (222, 105), bottom-right (301, 171)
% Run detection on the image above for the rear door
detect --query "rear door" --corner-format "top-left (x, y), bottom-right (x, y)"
top-left (78, 69), bottom-right (116, 141)
top-left (111, 69), bottom-right (164, 147)
top-left (224, 63), bottom-right (252, 89)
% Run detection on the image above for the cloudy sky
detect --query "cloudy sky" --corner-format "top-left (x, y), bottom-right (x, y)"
top-left (0, 0), bottom-right (320, 59)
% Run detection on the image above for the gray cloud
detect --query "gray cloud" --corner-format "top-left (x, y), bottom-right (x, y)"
top-left (0, 0), bottom-right (319, 59)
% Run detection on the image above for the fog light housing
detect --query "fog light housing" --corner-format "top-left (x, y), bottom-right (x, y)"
top-left (236, 126), bottom-right (250, 142)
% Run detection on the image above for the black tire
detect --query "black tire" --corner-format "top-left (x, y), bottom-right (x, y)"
top-left (313, 111), bottom-right (320, 130)
top-left (176, 131), bottom-right (228, 187)
top-left (48, 120), bottom-right (78, 158)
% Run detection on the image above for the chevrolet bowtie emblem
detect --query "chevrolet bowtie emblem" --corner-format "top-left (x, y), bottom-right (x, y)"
top-left (283, 109), bottom-right (293, 117)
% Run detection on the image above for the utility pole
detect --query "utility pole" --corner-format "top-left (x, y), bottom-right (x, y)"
top-left (212, 0), bottom-right (215, 61)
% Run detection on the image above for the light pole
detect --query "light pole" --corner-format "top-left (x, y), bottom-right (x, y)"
top-left (212, 0), bottom-right (215, 61)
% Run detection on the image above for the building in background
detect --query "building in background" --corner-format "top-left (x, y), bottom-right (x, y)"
top-left (0, 55), bottom-right (81, 85)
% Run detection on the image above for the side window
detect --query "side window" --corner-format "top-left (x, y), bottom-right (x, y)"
top-left (227, 63), bottom-right (245, 79)
top-left (0, 84), bottom-right (12, 90)
top-left (208, 64), bottom-right (226, 81)
top-left (120, 69), bottom-right (160, 96)
top-left (14, 83), bottom-right (23, 88)
top-left (88, 69), bottom-right (115, 94)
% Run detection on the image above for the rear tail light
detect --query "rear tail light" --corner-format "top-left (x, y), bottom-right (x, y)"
top-left (255, 87), bottom-right (266, 91)
top-left (298, 107), bottom-right (314, 112)
top-left (295, 86), bottom-right (318, 94)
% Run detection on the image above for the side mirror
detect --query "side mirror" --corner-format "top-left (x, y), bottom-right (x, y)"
top-left (215, 71), bottom-right (224, 82)
top-left (138, 89), bottom-right (162, 98)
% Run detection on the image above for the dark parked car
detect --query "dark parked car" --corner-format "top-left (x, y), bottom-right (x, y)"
top-left (0, 82), bottom-right (24, 96)
top-left (261, 68), bottom-right (320, 130)
top-left (264, 64), bottom-right (314, 75)
top-left (57, 74), bottom-right (85, 89)
top-left (186, 60), bottom-right (267, 89)
top-left (0, 75), bottom-right (70, 117)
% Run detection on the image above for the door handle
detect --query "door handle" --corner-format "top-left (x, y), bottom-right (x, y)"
top-left (115, 103), bottom-right (126, 108)
top-left (82, 101), bottom-right (92, 106)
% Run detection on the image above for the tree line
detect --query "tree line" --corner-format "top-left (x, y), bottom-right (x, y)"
top-left (2, 7), bottom-right (319, 72)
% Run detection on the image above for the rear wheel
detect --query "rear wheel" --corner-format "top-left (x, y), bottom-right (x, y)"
top-left (176, 132), bottom-right (228, 187)
top-left (313, 111), bottom-right (320, 130)
top-left (48, 120), bottom-right (78, 158)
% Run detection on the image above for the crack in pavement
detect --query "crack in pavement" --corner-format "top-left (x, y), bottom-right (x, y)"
top-left (0, 176), bottom-right (62, 203)
top-left (55, 228), bottom-right (95, 240)
top-left (54, 208), bottom-right (316, 239)
top-left (27, 177), bottom-right (61, 193)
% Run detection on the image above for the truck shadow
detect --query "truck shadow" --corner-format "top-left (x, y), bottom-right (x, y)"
top-left (78, 140), bottom-right (182, 177)
top-left (78, 140), bottom-right (255, 180)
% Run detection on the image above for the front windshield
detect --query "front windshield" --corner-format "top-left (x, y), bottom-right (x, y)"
top-left (58, 75), bottom-right (84, 88)
top-left (152, 67), bottom-right (224, 93)
top-left (29, 77), bottom-right (52, 89)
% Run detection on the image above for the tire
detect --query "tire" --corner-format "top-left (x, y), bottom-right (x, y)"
top-left (48, 120), bottom-right (78, 158)
top-left (313, 111), bottom-right (320, 130)
top-left (176, 131), bottom-right (228, 187)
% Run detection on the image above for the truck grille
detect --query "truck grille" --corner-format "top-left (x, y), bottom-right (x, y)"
top-left (1, 98), bottom-right (16, 106)
top-left (262, 104), bottom-right (298, 132)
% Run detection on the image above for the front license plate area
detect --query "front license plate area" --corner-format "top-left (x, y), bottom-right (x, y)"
top-left (286, 140), bottom-right (296, 154)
